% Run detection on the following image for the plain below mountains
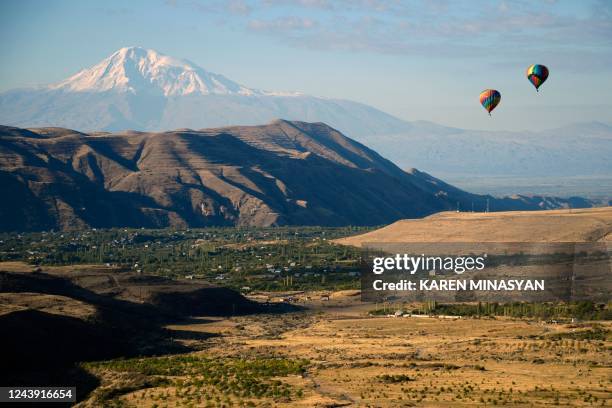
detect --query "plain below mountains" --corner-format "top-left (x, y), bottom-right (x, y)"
top-left (0, 120), bottom-right (594, 231)
top-left (362, 121), bottom-right (612, 181)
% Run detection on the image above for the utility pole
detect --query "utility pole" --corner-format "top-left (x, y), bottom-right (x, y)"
top-left (486, 198), bottom-right (490, 213)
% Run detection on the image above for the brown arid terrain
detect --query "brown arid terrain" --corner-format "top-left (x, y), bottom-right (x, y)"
top-left (79, 294), bottom-right (611, 407)
top-left (1, 260), bottom-right (610, 407)
top-left (0, 121), bottom-right (594, 231)
top-left (335, 207), bottom-right (612, 246)
top-left (0, 261), bottom-right (287, 401)
top-left (0, 209), bottom-right (610, 406)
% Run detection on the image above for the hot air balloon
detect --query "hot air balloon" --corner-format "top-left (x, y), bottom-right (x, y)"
top-left (479, 89), bottom-right (501, 116)
top-left (526, 64), bottom-right (549, 92)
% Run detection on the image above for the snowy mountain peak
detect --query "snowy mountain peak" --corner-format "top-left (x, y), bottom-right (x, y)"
top-left (49, 46), bottom-right (261, 96)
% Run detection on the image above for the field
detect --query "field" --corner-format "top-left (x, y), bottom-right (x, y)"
top-left (336, 207), bottom-right (612, 246)
top-left (3, 258), bottom-right (609, 407)
top-left (77, 294), bottom-right (611, 407)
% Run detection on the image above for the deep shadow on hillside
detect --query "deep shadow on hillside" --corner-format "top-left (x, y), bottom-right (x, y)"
top-left (0, 310), bottom-right (111, 404)
top-left (0, 269), bottom-right (300, 404)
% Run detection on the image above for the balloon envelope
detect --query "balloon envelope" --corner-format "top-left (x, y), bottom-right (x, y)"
top-left (526, 64), bottom-right (549, 91)
top-left (479, 89), bottom-right (501, 115)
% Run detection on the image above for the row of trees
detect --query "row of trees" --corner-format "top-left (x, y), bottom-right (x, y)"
top-left (372, 301), bottom-right (611, 320)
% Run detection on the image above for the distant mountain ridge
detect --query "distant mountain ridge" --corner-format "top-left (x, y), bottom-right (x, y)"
top-left (364, 121), bottom-right (612, 178)
top-left (0, 121), bottom-right (593, 231)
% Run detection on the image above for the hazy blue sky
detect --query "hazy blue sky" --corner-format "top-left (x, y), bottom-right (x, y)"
top-left (1, 0), bottom-right (611, 131)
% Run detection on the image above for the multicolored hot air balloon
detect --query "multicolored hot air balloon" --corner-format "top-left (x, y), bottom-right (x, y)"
top-left (526, 64), bottom-right (549, 92)
top-left (479, 89), bottom-right (501, 116)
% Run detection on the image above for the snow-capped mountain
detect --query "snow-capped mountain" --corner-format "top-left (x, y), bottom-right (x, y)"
top-left (0, 46), bottom-right (409, 136)
top-left (49, 47), bottom-right (260, 96)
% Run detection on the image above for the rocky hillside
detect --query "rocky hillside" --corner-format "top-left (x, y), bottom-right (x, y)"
top-left (0, 120), bottom-right (593, 231)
